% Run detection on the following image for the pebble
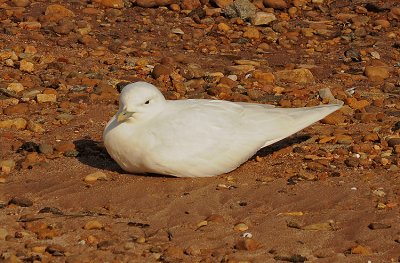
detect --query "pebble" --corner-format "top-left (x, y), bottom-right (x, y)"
top-left (346, 97), bottom-right (369, 110)
top-left (391, 7), bottom-right (400, 19)
top-left (8, 197), bottom-right (33, 207)
top-left (36, 93), bottom-right (57, 103)
top-left (368, 222), bottom-right (391, 230)
top-left (217, 22), bottom-right (231, 31)
top-left (12, 0), bottom-right (31, 7)
top-left (243, 27), bottom-right (260, 39)
top-left (84, 220), bottom-right (103, 230)
top-left (84, 171), bottom-right (108, 182)
top-left (180, 0), bottom-right (201, 10)
top-left (136, 0), bottom-right (173, 8)
top-left (46, 244), bottom-right (65, 256)
top-left (301, 221), bottom-right (335, 231)
top-left (345, 157), bottom-right (360, 168)
top-left (22, 89), bottom-right (41, 100)
top-left (0, 159), bottom-right (16, 174)
top-left (372, 189), bottom-right (386, 197)
top-left (224, 0), bottom-right (257, 20)
top-left (97, 240), bottom-right (114, 250)
top-left (55, 142), bottom-right (75, 153)
top-left (86, 235), bottom-right (98, 244)
top-left (212, 0), bottom-right (233, 8)
top-left (3, 103), bottom-right (29, 115)
top-left (228, 65), bottom-right (255, 75)
top-left (263, 0), bottom-right (288, 9)
top-left (27, 120), bottom-right (45, 133)
top-left (135, 236), bottom-right (146, 244)
top-left (171, 28), bottom-right (185, 35)
top-left (93, 0), bottom-right (125, 9)
top-left (149, 246), bottom-right (162, 253)
top-left (21, 152), bottom-right (42, 169)
top-left (152, 64), bottom-right (173, 79)
top-left (335, 134), bottom-right (353, 144)
top-left (364, 66), bottom-right (390, 82)
top-left (235, 239), bottom-right (259, 251)
top-left (241, 232), bottom-right (252, 238)
top-left (387, 137), bottom-right (400, 148)
top-left (185, 245), bottom-right (201, 256)
top-left (234, 223), bottom-right (249, 231)
top-left (274, 254), bottom-right (308, 262)
top-left (31, 245), bottom-right (47, 253)
top-left (39, 206), bottom-right (63, 215)
top-left (0, 1), bottom-right (398, 259)
top-left (274, 68), bottom-right (315, 85)
top-left (38, 143), bottom-right (54, 155)
top-left (363, 133), bottom-right (379, 142)
top-left (252, 12), bottom-right (276, 26)
top-left (318, 88), bottom-right (336, 103)
top-left (43, 4), bottom-right (75, 22)
top-left (19, 60), bottom-right (34, 72)
top-left (19, 21), bottom-right (42, 30)
top-left (0, 228), bottom-right (8, 240)
top-left (164, 246), bottom-right (184, 259)
top-left (196, 220), bottom-right (208, 229)
top-left (56, 113), bottom-right (74, 123)
top-left (123, 241), bottom-right (135, 250)
top-left (350, 245), bottom-right (372, 255)
top-left (19, 141), bottom-right (39, 152)
top-left (7, 83), bottom-right (25, 93)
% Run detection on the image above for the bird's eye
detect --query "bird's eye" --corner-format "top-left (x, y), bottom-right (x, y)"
top-left (145, 100), bottom-right (150, 105)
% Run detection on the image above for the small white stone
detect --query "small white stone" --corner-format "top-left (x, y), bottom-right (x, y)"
top-left (241, 232), bottom-right (253, 238)
top-left (370, 51), bottom-right (380, 59)
top-left (171, 28), bottom-right (184, 34)
top-left (227, 75), bottom-right (238, 81)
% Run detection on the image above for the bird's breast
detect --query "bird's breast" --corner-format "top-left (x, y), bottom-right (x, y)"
top-left (104, 121), bottom-right (148, 173)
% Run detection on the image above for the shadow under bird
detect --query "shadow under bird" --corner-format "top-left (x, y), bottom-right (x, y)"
top-left (103, 81), bottom-right (342, 177)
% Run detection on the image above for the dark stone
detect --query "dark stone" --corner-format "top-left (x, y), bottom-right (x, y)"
top-left (127, 222), bottom-right (150, 228)
top-left (393, 121), bottom-right (400, 132)
top-left (368, 222), bottom-right (391, 230)
top-left (9, 197), bottom-right (33, 207)
top-left (17, 141), bottom-right (39, 153)
top-left (39, 207), bottom-right (64, 215)
top-left (365, 3), bottom-right (387, 12)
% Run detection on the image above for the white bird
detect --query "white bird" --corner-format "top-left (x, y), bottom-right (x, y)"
top-left (103, 81), bottom-right (341, 178)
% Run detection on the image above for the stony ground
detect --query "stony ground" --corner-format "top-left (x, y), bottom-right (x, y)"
top-left (0, 0), bottom-right (399, 262)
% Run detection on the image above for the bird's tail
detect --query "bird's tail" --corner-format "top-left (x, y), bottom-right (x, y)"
top-left (262, 103), bottom-right (342, 147)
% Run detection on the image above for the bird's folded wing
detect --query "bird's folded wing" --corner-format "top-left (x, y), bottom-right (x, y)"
top-left (140, 101), bottom-right (341, 177)
top-left (141, 100), bottom-right (270, 177)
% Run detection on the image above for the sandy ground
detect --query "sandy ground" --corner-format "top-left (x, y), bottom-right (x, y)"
top-left (0, 0), bottom-right (400, 262)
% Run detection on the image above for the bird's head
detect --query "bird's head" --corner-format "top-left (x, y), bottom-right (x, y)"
top-left (116, 82), bottom-right (166, 122)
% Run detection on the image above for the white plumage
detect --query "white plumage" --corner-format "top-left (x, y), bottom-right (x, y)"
top-left (103, 81), bottom-right (341, 177)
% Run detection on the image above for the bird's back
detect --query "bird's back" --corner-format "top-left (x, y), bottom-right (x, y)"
top-left (133, 100), bottom-right (341, 177)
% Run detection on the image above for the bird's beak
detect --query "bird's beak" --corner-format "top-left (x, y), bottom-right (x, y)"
top-left (117, 110), bottom-right (134, 122)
